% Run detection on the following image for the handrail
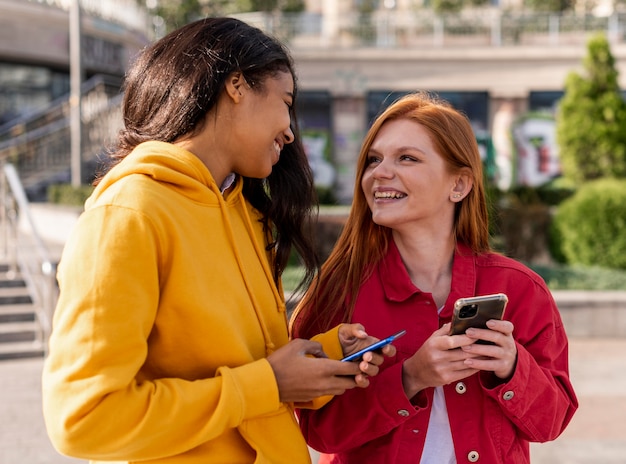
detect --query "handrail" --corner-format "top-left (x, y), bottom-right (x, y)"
top-left (0, 74), bottom-right (123, 142)
top-left (0, 75), bottom-right (124, 198)
top-left (0, 163), bottom-right (58, 355)
top-left (23, 0), bottom-right (152, 35)
top-left (3, 165), bottom-right (54, 267)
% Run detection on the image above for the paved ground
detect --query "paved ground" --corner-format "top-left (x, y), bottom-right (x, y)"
top-left (1, 337), bottom-right (625, 463)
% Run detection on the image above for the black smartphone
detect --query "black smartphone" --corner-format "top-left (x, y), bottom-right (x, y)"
top-left (341, 329), bottom-right (406, 362)
top-left (449, 293), bottom-right (508, 343)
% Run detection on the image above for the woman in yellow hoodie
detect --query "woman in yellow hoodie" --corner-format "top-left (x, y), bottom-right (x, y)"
top-left (42, 17), bottom-right (392, 464)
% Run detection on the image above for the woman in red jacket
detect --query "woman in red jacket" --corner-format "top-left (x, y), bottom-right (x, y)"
top-left (291, 92), bottom-right (578, 463)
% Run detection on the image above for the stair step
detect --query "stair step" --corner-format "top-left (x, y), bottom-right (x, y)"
top-left (0, 278), bottom-right (26, 288)
top-left (0, 303), bottom-right (35, 314)
top-left (0, 294), bottom-right (33, 305)
top-left (0, 308), bottom-right (35, 323)
top-left (0, 303), bottom-right (36, 323)
top-left (0, 340), bottom-right (45, 360)
top-left (0, 321), bottom-right (38, 343)
top-left (0, 286), bottom-right (31, 296)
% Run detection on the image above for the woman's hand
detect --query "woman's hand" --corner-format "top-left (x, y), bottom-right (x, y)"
top-left (402, 323), bottom-right (479, 398)
top-left (461, 319), bottom-right (518, 380)
top-left (267, 338), bottom-right (366, 403)
top-left (338, 323), bottom-right (397, 385)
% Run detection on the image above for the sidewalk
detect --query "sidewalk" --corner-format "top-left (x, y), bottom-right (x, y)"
top-left (1, 337), bottom-right (625, 463)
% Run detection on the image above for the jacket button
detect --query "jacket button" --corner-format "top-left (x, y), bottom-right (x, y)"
top-left (468, 450), bottom-right (479, 462)
top-left (455, 382), bottom-right (467, 394)
top-left (397, 409), bottom-right (410, 417)
top-left (503, 391), bottom-right (515, 401)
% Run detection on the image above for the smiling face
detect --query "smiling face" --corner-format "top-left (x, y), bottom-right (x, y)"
top-left (229, 71), bottom-right (295, 179)
top-left (361, 118), bottom-right (462, 234)
top-left (181, 70), bottom-right (297, 186)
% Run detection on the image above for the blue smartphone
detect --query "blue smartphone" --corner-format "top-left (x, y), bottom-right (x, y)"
top-left (341, 329), bottom-right (406, 362)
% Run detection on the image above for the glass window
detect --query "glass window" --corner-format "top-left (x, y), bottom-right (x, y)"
top-left (295, 91), bottom-right (335, 191)
top-left (528, 91), bottom-right (564, 113)
top-left (0, 63), bottom-right (69, 126)
top-left (367, 90), bottom-right (489, 132)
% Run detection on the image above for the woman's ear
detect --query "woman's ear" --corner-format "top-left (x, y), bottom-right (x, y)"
top-left (224, 72), bottom-right (246, 103)
top-left (450, 169), bottom-right (473, 202)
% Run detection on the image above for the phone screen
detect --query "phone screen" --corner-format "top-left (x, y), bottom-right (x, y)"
top-left (341, 329), bottom-right (406, 362)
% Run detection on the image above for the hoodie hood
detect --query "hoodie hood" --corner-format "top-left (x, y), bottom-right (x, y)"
top-left (87, 141), bottom-right (222, 209)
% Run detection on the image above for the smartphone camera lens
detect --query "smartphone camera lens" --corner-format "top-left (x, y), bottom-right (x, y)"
top-left (459, 304), bottom-right (478, 319)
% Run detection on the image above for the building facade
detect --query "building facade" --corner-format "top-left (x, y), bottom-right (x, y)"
top-left (0, 0), bottom-right (151, 125)
top-left (2, 0), bottom-right (626, 201)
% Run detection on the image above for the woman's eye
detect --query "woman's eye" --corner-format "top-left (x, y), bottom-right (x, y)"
top-left (366, 156), bottom-right (381, 165)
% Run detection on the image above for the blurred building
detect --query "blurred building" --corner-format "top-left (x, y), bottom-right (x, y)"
top-left (237, 2), bottom-right (626, 200)
top-left (1, 0), bottom-right (625, 202)
top-left (0, 0), bottom-right (151, 125)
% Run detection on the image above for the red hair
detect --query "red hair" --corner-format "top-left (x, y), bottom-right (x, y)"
top-left (291, 92), bottom-right (491, 338)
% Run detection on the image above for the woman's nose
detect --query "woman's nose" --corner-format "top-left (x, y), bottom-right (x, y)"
top-left (372, 159), bottom-right (393, 178)
top-left (284, 126), bottom-right (294, 144)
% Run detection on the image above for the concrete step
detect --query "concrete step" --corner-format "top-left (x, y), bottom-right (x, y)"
top-left (0, 262), bottom-right (42, 360)
top-left (0, 281), bottom-right (33, 305)
top-left (0, 286), bottom-right (31, 297)
top-left (0, 278), bottom-right (26, 288)
top-left (0, 303), bottom-right (36, 323)
top-left (0, 294), bottom-right (33, 305)
top-left (0, 340), bottom-right (45, 360)
top-left (0, 321), bottom-right (39, 343)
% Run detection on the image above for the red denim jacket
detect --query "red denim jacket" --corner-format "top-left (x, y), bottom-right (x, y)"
top-left (295, 241), bottom-right (578, 464)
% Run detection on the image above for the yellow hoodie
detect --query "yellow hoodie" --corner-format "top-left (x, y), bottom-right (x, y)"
top-left (42, 141), bottom-right (341, 463)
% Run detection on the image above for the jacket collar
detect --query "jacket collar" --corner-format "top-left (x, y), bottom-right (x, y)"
top-left (379, 239), bottom-right (477, 312)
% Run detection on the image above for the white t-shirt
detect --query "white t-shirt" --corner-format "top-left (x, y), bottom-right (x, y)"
top-left (419, 305), bottom-right (456, 463)
top-left (419, 386), bottom-right (455, 463)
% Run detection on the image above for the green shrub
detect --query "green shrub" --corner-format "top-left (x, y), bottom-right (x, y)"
top-left (556, 33), bottom-right (626, 183)
top-left (47, 183), bottom-right (94, 207)
top-left (530, 263), bottom-right (626, 290)
top-left (551, 178), bottom-right (626, 269)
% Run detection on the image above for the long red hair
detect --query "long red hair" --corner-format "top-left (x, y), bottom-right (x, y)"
top-left (291, 92), bottom-right (491, 338)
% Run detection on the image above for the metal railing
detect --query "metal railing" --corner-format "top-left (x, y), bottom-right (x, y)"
top-left (234, 10), bottom-right (626, 49)
top-left (26, 0), bottom-right (152, 35)
top-left (0, 164), bottom-right (58, 353)
top-left (0, 75), bottom-right (123, 195)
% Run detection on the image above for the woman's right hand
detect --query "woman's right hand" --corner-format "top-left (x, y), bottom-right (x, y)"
top-left (267, 339), bottom-right (365, 403)
top-left (401, 323), bottom-right (479, 398)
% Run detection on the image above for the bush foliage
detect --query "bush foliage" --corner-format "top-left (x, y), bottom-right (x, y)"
top-left (47, 183), bottom-right (94, 207)
top-left (556, 33), bottom-right (626, 183)
top-left (551, 178), bottom-right (626, 269)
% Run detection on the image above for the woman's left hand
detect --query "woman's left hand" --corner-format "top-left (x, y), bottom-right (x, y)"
top-left (338, 324), bottom-right (396, 386)
top-left (460, 319), bottom-right (517, 379)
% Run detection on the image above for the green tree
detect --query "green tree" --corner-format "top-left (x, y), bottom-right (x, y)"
top-left (431, 0), bottom-right (489, 14)
top-left (143, 0), bottom-right (304, 34)
top-left (523, 0), bottom-right (575, 12)
top-left (149, 0), bottom-right (204, 30)
top-left (556, 33), bottom-right (626, 183)
top-left (252, 0), bottom-right (304, 11)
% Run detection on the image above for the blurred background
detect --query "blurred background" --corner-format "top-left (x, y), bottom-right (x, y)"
top-left (0, 1), bottom-right (625, 462)
top-left (0, 0), bottom-right (625, 344)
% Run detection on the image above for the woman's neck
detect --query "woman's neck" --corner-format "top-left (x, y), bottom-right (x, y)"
top-left (392, 229), bottom-right (456, 308)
